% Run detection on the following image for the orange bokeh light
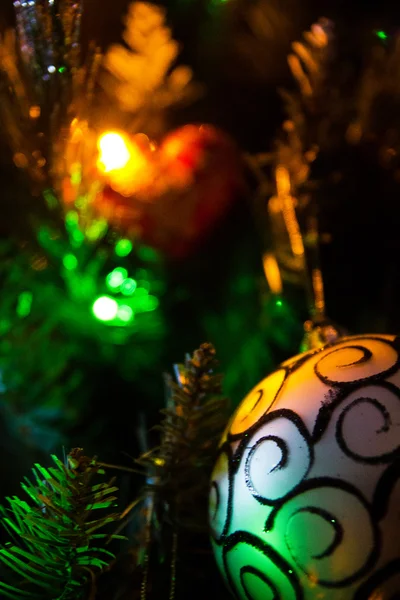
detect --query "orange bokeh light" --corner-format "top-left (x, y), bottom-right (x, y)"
top-left (97, 132), bottom-right (132, 173)
top-left (96, 131), bottom-right (153, 197)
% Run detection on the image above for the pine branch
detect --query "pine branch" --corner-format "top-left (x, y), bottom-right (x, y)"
top-left (102, 2), bottom-right (199, 119)
top-left (246, 19), bottom-right (335, 207)
top-left (277, 20), bottom-right (400, 189)
top-left (275, 18), bottom-right (335, 196)
top-left (137, 343), bottom-right (229, 531)
top-left (0, 449), bottom-right (124, 600)
top-left (103, 344), bottom-right (230, 600)
top-left (286, 19), bottom-right (334, 110)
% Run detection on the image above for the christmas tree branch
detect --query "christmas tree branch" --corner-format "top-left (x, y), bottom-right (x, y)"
top-left (137, 343), bottom-right (229, 530)
top-left (0, 449), bottom-right (124, 600)
top-left (103, 344), bottom-right (229, 600)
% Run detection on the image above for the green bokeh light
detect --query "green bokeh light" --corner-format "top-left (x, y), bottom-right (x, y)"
top-left (86, 220), bottom-right (107, 242)
top-left (276, 299), bottom-right (283, 307)
top-left (65, 210), bottom-right (85, 248)
top-left (121, 278), bottom-right (137, 296)
top-left (37, 227), bottom-right (52, 247)
top-left (17, 291), bottom-right (33, 318)
top-left (142, 296), bottom-right (159, 311)
top-left (376, 30), bottom-right (388, 40)
top-left (63, 254), bottom-right (78, 270)
top-left (106, 268), bottom-right (128, 290)
top-left (115, 239), bottom-right (133, 257)
top-left (75, 196), bottom-right (85, 209)
top-left (114, 267), bottom-right (128, 279)
top-left (134, 287), bottom-right (148, 298)
top-left (65, 211), bottom-right (79, 228)
top-left (71, 230), bottom-right (85, 247)
top-left (92, 296), bottom-right (118, 322)
top-left (117, 305), bottom-right (134, 323)
top-left (71, 167), bottom-right (82, 186)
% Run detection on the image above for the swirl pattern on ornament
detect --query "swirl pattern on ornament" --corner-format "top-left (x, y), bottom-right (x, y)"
top-left (212, 335), bottom-right (400, 598)
top-left (265, 478), bottom-right (378, 586)
top-left (223, 531), bottom-right (303, 600)
top-left (244, 412), bottom-right (312, 504)
top-left (229, 369), bottom-right (286, 437)
top-left (335, 385), bottom-right (400, 464)
top-left (314, 336), bottom-right (399, 386)
top-left (240, 566), bottom-right (280, 600)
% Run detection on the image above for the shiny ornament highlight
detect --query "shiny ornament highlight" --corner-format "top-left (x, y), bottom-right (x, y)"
top-left (210, 334), bottom-right (400, 599)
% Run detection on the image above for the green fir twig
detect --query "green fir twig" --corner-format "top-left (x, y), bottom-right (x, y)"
top-left (0, 448), bottom-right (124, 600)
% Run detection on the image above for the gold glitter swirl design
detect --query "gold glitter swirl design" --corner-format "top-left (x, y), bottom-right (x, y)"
top-left (229, 369), bottom-right (286, 437)
top-left (314, 336), bottom-right (398, 386)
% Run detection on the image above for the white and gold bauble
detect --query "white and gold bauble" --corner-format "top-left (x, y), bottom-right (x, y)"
top-left (210, 334), bottom-right (400, 599)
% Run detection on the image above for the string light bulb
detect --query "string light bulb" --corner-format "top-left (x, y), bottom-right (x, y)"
top-left (92, 296), bottom-right (118, 322)
top-left (376, 30), bottom-right (388, 40)
top-left (262, 253), bottom-right (283, 295)
top-left (96, 131), bottom-right (152, 196)
top-left (97, 132), bottom-right (131, 173)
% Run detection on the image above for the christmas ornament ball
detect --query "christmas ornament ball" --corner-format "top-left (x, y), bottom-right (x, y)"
top-left (210, 334), bottom-right (400, 599)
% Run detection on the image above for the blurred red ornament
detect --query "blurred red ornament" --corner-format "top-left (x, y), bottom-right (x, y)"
top-left (96, 125), bottom-right (244, 258)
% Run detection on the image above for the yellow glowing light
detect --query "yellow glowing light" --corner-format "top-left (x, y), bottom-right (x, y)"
top-left (29, 105), bottom-right (41, 119)
top-left (97, 132), bottom-right (131, 173)
top-left (276, 165), bottom-right (291, 198)
top-left (262, 253), bottom-right (283, 295)
top-left (312, 267), bottom-right (325, 316)
top-left (96, 131), bottom-right (152, 196)
top-left (276, 165), bottom-right (305, 258)
top-left (13, 153), bottom-right (28, 168)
